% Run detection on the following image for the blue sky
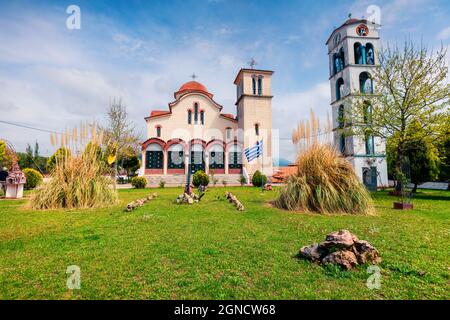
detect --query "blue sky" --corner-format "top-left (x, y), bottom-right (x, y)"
top-left (1, 0), bottom-right (449, 159)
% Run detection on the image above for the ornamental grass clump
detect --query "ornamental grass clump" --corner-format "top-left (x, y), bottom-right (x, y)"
top-left (30, 124), bottom-right (118, 210)
top-left (275, 110), bottom-right (374, 215)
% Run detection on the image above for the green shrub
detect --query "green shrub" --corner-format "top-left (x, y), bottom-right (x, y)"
top-left (0, 188), bottom-right (4, 197)
top-left (23, 168), bottom-right (43, 190)
top-left (192, 170), bottom-right (209, 187)
top-left (252, 170), bottom-right (267, 187)
top-left (131, 176), bottom-right (147, 189)
top-left (238, 175), bottom-right (247, 186)
top-left (159, 180), bottom-right (166, 188)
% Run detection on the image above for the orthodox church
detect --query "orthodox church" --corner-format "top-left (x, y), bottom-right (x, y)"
top-left (140, 68), bottom-right (274, 186)
top-left (139, 17), bottom-right (389, 190)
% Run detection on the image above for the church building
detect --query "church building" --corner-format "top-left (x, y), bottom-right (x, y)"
top-left (140, 68), bottom-right (274, 186)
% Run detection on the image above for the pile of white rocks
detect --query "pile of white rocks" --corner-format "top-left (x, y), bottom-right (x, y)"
top-left (176, 193), bottom-right (201, 204)
top-left (299, 230), bottom-right (381, 270)
top-left (125, 193), bottom-right (157, 212)
top-left (225, 192), bottom-right (244, 211)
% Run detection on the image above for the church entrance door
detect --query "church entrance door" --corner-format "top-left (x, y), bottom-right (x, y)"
top-left (362, 167), bottom-right (377, 192)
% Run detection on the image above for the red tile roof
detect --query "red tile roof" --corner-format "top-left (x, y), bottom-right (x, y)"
top-left (272, 165), bottom-right (298, 183)
top-left (175, 81), bottom-right (213, 99)
top-left (220, 113), bottom-right (236, 120)
top-left (150, 110), bottom-right (171, 117)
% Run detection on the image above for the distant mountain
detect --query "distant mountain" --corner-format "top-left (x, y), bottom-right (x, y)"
top-left (273, 158), bottom-right (293, 167)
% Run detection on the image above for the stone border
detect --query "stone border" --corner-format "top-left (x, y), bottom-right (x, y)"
top-left (225, 192), bottom-right (245, 211)
top-left (125, 193), bottom-right (157, 212)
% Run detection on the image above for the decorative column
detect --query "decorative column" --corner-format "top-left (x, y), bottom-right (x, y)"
top-left (205, 153), bottom-right (209, 174)
top-left (163, 150), bottom-right (168, 175)
top-left (141, 150), bottom-right (146, 176)
top-left (184, 149), bottom-right (190, 175)
top-left (224, 150), bottom-right (229, 175)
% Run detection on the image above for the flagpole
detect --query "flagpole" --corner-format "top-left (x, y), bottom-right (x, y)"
top-left (261, 139), bottom-right (264, 192)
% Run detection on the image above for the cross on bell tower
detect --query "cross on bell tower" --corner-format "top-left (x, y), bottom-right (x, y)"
top-left (190, 73), bottom-right (197, 81)
top-left (248, 58), bottom-right (257, 69)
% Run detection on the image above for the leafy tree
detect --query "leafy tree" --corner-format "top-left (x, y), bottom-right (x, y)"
top-left (101, 99), bottom-right (141, 188)
top-left (25, 143), bottom-right (34, 168)
top-left (121, 154), bottom-right (140, 178)
top-left (387, 121), bottom-right (440, 193)
top-left (0, 140), bottom-right (5, 164)
top-left (352, 41), bottom-right (450, 189)
top-left (34, 141), bottom-right (39, 159)
top-left (0, 140), bottom-right (16, 170)
top-left (437, 130), bottom-right (450, 189)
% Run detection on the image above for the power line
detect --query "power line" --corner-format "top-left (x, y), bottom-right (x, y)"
top-left (0, 120), bottom-right (63, 135)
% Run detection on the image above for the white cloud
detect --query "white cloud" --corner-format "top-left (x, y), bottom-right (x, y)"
top-left (438, 26), bottom-right (450, 40)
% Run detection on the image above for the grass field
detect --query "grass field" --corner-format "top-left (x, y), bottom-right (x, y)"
top-left (0, 187), bottom-right (448, 300)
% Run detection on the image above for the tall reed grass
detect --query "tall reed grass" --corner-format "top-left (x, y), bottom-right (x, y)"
top-left (275, 110), bottom-right (374, 214)
top-left (30, 124), bottom-right (118, 210)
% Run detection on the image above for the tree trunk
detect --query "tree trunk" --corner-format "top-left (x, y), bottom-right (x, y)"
top-left (395, 144), bottom-right (404, 193)
top-left (412, 183), bottom-right (418, 193)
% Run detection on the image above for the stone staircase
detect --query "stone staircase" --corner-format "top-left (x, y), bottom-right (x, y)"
top-left (144, 174), bottom-right (244, 187)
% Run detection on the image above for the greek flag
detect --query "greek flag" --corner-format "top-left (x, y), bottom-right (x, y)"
top-left (244, 140), bottom-right (263, 162)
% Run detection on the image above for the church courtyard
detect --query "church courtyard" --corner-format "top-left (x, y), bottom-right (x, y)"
top-left (0, 187), bottom-right (448, 300)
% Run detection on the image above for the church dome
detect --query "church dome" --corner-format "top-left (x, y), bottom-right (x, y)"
top-left (175, 81), bottom-right (213, 99)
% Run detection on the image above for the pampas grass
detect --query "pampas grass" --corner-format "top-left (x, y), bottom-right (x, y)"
top-left (30, 124), bottom-right (117, 210)
top-left (275, 110), bottom-right (374, 215)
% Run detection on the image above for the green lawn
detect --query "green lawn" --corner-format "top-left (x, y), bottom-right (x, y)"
top-left (0, 187), bottom-right (448, 300)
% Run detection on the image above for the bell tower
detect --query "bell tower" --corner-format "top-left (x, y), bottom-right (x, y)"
top-left (326, 18), bottom-right (388, 189)
top-left (234, 67), bottom-right (274, 177)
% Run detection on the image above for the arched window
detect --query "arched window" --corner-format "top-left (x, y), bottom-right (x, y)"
top-left (209, 144), bottom-right (224, 170)
top-left (168, 144), bottom-right (184, 170)
top-left (338, 105), bottom-right (345, 128)
top-left (200, 110), bottom-right (204, 125)
top-left (228, 144), bottom-right (243, 170)
top-left (363, 102), bottom-right (373, 124)
top-left (257, 76), bottom-right (263, 95)
top-left (339, 47), bottom-right (345, 70)
top-left (194, 103), bottom-right (199, 124)
top-left (145, 143), bottom-right (164, 169)
top-left (252, 77), bottom-right (256, 95)
top-left (156, 126), bottom-right (161, 138)
top-left (354, 43), bottom-right (364, 65)
top-left (333, 53), bottom-right (339, 74)
top-left (187, 110), bottom-right (192, 124)
top-left (366, 43), bottom-right (375, 65)
top-left (226, 127), bottom-right (232, 140)
top-left (336, 78), bottom-right (344, 101)
top-left (334, 50), bottom-right (345, 74)
top-left (365, 134), bottom-right (375, 155)
top-left (359, 72), bottom-right (373, 94)
top-left (190, 144), bottom-right (205, 173)
top-left (339, 135), bottom-right (346, 155)
top-left (255, 123), bottom-right (260, 136)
